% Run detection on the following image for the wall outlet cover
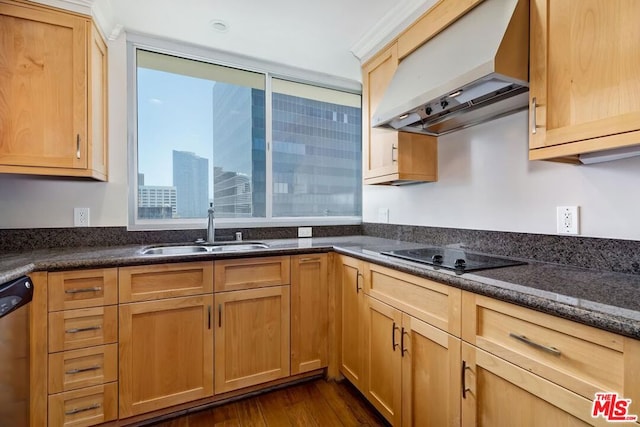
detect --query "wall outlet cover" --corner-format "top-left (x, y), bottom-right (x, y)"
top-left (298, 227), bottom-right (312, 238)
top-left (74, 207), bottom-right (90, 227)
top-left (377, 208), bottom-right (390, 223)
top-left (556, 206), bottom-right (579, 235)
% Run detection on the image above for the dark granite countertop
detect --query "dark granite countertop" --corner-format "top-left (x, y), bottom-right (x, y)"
top-left (1, 235), bottom-right (638, 339)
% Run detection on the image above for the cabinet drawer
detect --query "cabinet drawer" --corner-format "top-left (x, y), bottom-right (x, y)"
top-left (49, 344), bottom-right (117, 394)
top-left (49, 269), bottom-right (118, 311)
top-left (215, 256), bottom-right (290, 292)
top-left (48, 382), bottom-right (117, 427)
top-left (461, 292), bottom-right (627, 400)
top-left (365, 263), bottom-right (461, 336)
top-left (119, 261), bottom-right (214, 302)
top-left (49, 306), bottom-right (118, 353)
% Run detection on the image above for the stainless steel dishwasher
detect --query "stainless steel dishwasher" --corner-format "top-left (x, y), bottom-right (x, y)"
top-left (0, 276), bottom-right (34, 427)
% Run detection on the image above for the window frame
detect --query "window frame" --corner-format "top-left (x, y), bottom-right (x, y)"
top-left (126, 33), bottom-right (363, 231)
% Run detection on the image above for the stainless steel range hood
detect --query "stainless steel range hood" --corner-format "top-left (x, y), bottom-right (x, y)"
top-left (372, 0), bottom-right (530, 136)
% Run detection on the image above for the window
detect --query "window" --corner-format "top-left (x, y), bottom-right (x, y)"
top-left (130, 44), bottom-right (361, 229)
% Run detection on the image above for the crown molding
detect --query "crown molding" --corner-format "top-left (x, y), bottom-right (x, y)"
top-left (91, 0), bottom-right (119, 40)
top-left (28, 0), bottom-right (93, 15)
top-left (27, 0), bottom-right (119, 41)
top-left (350, 0), bottom-right (437, 64)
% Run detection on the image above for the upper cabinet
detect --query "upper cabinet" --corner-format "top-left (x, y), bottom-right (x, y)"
top-left (529, 0), bottom-right (640, 162)
top-left (362, 43), bottom-right (438, 185)
top-left (0, 0), bottom-right (108, 180)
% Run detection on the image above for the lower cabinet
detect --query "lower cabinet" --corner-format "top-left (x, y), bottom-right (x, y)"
top-left (339, 256), bottom-right (640, 426)
top-left (363, 296), bottom-right (402, 424)
top-left (118, 295), bottom-right (214, 418)
top-left (337, 255), bottom-right (367, 389)
top-left (45, 268), bottom-right (119, 427)
top-left (214, 285), bottom-right (290, 394)
top-left (363, 295), bottom-right (461, 426)
top-left (290, 254), bottom-right (329, 374)
top-left (461, 343), bottom-right (596, 426)
top-left (402, 314), bottom-right (461, 427)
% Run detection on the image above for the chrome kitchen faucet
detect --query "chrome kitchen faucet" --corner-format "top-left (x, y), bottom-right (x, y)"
top-left (206, 203), bottom-right (215, 243)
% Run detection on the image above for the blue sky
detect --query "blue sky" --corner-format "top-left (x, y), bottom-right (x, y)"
top-left (137, 68), bottom-right (214, 188)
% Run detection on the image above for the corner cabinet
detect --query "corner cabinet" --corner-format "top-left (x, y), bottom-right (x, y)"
top-left (362, 43), bottom-right (437, 185)
top-left (529, 0), bottom-right (640, 162)
top-left (0, 0), bottom-right (108, 180)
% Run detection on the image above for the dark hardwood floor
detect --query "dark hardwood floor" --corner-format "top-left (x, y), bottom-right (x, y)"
top-left (149, 379), bottom-right (388, 426)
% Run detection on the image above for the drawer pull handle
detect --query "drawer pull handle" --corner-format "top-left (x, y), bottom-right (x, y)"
top-left (65, 287), bottom-right (102, 294)
top-left (65, 365), bottom-right (101, 375)
top-left (509, 333), bottom-right (561, 356)
top-left (65, 403), bottom-right (100, 416)
top-left (299, 257), bottom-right (320, 263)
top-left (66, 326), bottom-right (101, 334)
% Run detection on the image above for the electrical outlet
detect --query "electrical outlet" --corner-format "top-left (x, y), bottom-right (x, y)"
top-left (378, 208), bottom-right (389, 223)
top-left (298, 227), bottom-right (312, 238)
top-left (556, 206), bottom-right (579, 235)
top-left (74, 207), bottom-right (90, 227)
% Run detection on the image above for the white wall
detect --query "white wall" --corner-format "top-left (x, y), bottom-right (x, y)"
top-left (363, 110), bottom-right (640, 241)
top-left (1, 35), bottom-right (639, 241)
top-left (0, 35), bottom-right (129, 229)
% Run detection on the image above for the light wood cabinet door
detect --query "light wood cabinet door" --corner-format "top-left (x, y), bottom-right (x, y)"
top-left (363, 296), bottom-right (402, 425)
top-left (0, 1), bottom-right (108, 180)
top-left (214, 286), bottom-right (290, 394)
top-left (118, 295), bottom-right (214, 418)
top-left (529, 0), bottom-right (640, 161)
top-left (290, 254), bottom-right (328, 375)
top-left (336, 255), bottom-right (366, 389)
top-left (461, 342), bottom-right (603, 427)
top-left (401, 314), bottom-right (461, 427)
top-left (87, 22), bottom-right (108, 180)
top-left (362, 43), bottom-right (437, 185)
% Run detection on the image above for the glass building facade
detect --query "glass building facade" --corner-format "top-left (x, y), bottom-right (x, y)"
top-left (172, 150), bottom-right (209, 218)
top-left (211, 83), bottom-right (361, 218)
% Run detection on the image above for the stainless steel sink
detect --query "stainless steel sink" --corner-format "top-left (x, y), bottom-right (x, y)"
top-left (209, 243), bottom-right (269, 252)
top-left (142, 245), bottom-right (209, 255)
top-left (141, 242), bottom-right (269, 255)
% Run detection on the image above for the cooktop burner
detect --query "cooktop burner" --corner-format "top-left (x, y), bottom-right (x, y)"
top-left (381, 246), bottom-right (526, 273)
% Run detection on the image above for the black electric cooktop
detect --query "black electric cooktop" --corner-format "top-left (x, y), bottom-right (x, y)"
top-left (381, 246), bottom-right (526, 273)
